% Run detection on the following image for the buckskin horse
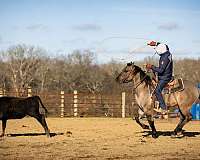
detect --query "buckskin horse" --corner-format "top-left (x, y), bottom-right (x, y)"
top-left (116, 62), bottom-right (200, 138)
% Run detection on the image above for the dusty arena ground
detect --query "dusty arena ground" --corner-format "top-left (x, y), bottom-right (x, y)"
top-left (0, 117), bottom-right (200, 160)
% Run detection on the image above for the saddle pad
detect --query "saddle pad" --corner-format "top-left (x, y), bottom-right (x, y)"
top-left (163, 78), bottom-right (184, 94)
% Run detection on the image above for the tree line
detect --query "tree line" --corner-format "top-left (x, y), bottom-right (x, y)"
top-left (0, 44), bottom-right (199, 96)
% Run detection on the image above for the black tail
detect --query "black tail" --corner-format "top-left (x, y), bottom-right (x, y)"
top-left (196, 91), bottom-right (200, 104)
top-left (35, 96), bottom-right (48, 114)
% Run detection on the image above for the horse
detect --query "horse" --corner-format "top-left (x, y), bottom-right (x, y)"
top-left (116, 62), bottom-right (200, 138)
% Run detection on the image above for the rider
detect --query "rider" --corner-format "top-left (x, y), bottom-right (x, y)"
top-left (146, 41), bottom-right (173, 114)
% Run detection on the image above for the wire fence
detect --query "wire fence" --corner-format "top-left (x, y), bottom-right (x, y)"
top-left (0, 87), bottom-right (180, 118)
top-left (0, 88), bottom-right (136, 118)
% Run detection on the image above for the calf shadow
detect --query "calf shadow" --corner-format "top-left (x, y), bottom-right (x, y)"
top-left (6, 132), bottom-right (64, 137)
top-left (141, 130), bottom-right (200, 138)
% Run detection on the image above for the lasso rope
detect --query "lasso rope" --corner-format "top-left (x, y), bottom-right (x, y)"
top-left (90, 36), bottom-right (153, 62)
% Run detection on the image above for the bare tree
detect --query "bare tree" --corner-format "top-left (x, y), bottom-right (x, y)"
top-left (0, 44), bottom-right (199, 95)
top-left (35, 57), bottom-right (51, 93)
top-left (0, 61), bottom-right (10, 89)
top-left (1, 44), bottom-right (45, 96)
top-left (174, 58), bottom-right (200, 84)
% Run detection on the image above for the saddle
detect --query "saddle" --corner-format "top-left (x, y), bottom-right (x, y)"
top-left (151, 77), bottom-right (184, 112)
top-left (162, 78), bottom-right (184, 94)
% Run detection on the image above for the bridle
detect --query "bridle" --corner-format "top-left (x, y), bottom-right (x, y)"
top-left (128, 66), bottom-right (149, 90)
top-left (133, 73), bottom-right (148, 90)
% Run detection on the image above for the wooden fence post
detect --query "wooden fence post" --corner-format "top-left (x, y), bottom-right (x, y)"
top-left (3, 89), bottom-right (6, 96)
top-left (74, 90), bottom-right (78, 117)
top-left (60, 91), bottom-right (65, 118)
top-left (28, 86), bottom-right (32, 97)
top-left (122, 92), bottom-right (126, 118)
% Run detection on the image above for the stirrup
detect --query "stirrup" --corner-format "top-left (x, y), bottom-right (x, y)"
top-left (154, 108), bottom-right (168, 115)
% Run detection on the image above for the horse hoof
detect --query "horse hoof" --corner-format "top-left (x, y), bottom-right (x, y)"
top-left (47, 134), bottom-right (51, 138)
top-left (152, 133), bottom-right (158, 138)
top-left (46, 133), bottom-right (51, 138)
top-left (170, 134), bottom-right (177, 138)
top-left (171, 132), bottom-right (184, 138)
top-left (0, 134), bottom-right (4, 137)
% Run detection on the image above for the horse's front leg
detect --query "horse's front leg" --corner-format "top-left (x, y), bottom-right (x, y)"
top-left (133, 106), bottom-right (150, 130)
top-left (134, 116), bottom-right (149, 130)
top-left (146, 115), bottom-right (158, 138)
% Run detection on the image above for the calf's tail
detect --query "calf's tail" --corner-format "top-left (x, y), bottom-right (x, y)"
top-left (198, 94), bottom-right (200, 103)
top-left (195, 89), bottom-right (200, 104)
top-left (35, 96), bottom-right (48, 115)
top-left (198, 93), bottom-right (200, 100)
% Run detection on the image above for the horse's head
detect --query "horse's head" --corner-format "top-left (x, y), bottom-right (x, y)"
top-left (116, 62), bottom-right (139, 83)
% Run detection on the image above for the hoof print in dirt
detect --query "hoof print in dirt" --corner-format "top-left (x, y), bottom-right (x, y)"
top-left (140, 140), bottom-right (146, 143)
top-left (66, 131), bottom-right (72, 137)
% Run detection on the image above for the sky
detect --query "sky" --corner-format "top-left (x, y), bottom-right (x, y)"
top-left (0, 0), bottom-right (200, 63)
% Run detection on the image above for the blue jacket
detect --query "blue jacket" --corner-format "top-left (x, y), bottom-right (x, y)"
top-left (152, 51), bottom-right (173, 81)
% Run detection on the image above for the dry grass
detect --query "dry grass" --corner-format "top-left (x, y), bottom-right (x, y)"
top-left (1, 117), bottom-right (200, 160)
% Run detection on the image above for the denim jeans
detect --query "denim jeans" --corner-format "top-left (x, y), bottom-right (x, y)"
top-left (154, 79), bottom-right (170, 110)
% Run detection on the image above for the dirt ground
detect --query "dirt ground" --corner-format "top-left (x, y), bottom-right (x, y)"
top-left (0, 117), bottom-right (200, 160)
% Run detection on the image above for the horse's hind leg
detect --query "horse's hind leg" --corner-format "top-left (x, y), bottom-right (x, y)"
top-left (173, 112), bottom-right (185, 135)
top-left (134, 116), bottom-right (149, 129)
top-left (146, 115), bottom-right (158, 138)
top-left (173, 111), bottom-right (192, 136)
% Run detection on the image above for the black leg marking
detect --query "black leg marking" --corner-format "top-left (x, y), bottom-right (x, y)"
top-left (135, 116), bottom-right (149, 129)
top-left (176, 115), bottom-right (191, 134)
top-left (146, 115), bottom-right (158, 138)
top-left (174, 113), bottom-right (185, 135)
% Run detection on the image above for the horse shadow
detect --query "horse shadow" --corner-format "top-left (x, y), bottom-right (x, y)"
top-left (6, 132), bottom-right (64, 137)
top-left (141, 130), bottom-right (200, 138)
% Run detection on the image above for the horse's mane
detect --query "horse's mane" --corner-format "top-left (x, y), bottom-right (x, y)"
top-left (133, 65), bottom-right (152, 85)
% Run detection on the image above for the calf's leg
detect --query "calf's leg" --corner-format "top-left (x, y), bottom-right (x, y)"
top-left (34, 114), bottom-right (50, 137)
top-left (0, 119), bottom-right (7, 137)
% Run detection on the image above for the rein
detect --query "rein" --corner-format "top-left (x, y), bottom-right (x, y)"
top-left (133, 71), bottom-right (149, 90)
